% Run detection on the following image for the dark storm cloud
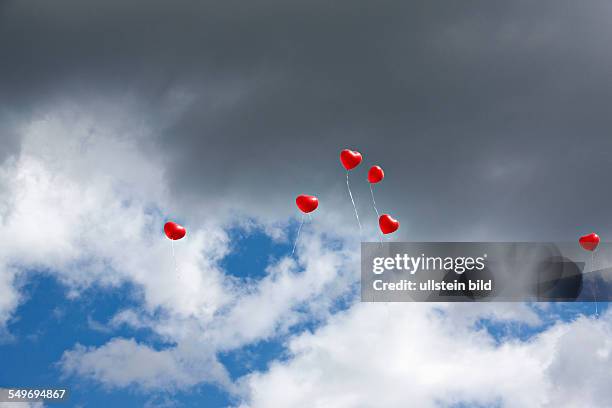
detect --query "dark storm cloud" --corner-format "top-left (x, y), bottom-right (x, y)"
top-left (2, 0), bottom-right (612, 240)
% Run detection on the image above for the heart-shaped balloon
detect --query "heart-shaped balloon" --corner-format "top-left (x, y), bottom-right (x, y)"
top-left (579, 232), bottom-right (600, 252)
top-left (164, 221), bottom-right (187, 241)
top-left (368, 165), bottom-right (384, 183)
top-left (379, 214), bottom-right (399, 235)
top-left (296, 195), bottom-right (319, 213)
top-left (340, 149), bottom-right (362, 171)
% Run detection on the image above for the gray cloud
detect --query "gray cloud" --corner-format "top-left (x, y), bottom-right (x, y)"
top-left (2, 0), bottom-right (612, 240)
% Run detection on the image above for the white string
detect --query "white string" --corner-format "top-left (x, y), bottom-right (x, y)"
top-left (346, 171), bottom-right (362, 232)
top-left (291, 215), bottom-right (305, 256)
top-left (171, 239), bottom-right (179, 276)
top-left (592, 251), bottom-right (598, 316)
top-left (370, 183), bottom-right (383, 245)
top-left (369, 183), bottom-right (381, 219)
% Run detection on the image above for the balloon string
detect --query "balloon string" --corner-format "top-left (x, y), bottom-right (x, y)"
top-left (369, 184), bottom-right (381, 219)
top-left (592, 251), bottom-right (598, 316)
top-left (171, 239), bottom-right (179, 276)
top-left (369, 184), bottom-right (383, 245)
top-left (346, 171), bottom-right (362, 232)
top-left (291, 215), bottom-right (305, 256)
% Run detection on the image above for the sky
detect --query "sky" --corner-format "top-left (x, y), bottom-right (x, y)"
top-left (2, 0), bottom-right (612, 407)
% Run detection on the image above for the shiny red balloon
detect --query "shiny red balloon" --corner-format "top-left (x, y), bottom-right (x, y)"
top-left (579, 232), bottom-right (600, 252)
top-left (340, 149), bottom-right (362, 170)
top-left (379, 214), bottom-right (399, 235)
top-left (368, 165), bottom-right (384, 183)
top-left (296, 195), bottom-right (319, 213)
top-left (164, 221), bottom-right (186, 241)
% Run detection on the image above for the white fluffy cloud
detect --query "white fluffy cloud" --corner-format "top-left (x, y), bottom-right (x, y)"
top-left (0, 100), bottom-right (362, 394)
top-left (242, 305), bottom-right (612, 408)
top-left (0, 100), bottom-right (237, 321)
top-left (60, 338), bottom-right (230, 391)
top-left (3, 100), bottom-right (612, 408)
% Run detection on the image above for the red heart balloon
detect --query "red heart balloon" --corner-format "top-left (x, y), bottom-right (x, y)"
top-left (340, 149), bottom-right (362, 171)
top-left (296, 195), bottom-right (319, 213)
top-left (379, 214), bottom-right (399, 235)
top-left (579, 232), bottom-right (600, 252)
top-left (368, 165), bottom-right (384, 183)
top-left (164, 221), bottom-right (187, 241)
